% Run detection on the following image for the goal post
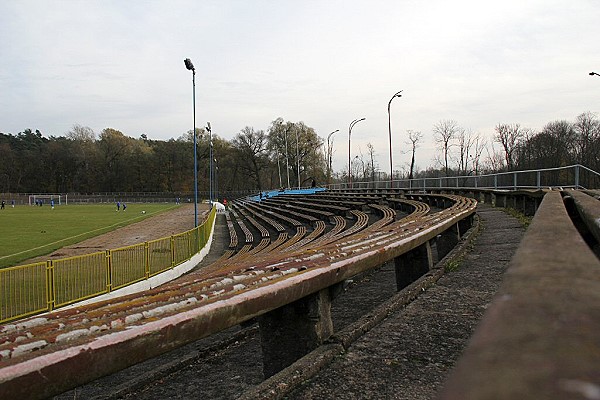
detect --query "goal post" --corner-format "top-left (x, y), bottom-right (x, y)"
top-left (28, 194), bottom-right (68, 206)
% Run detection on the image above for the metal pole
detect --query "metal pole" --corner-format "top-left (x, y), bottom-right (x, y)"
top-left (284, 127), bottom-right (290, 189)
top-left (193, 73), bottom-right (198, 226)
top-left (348, 118), bottom-right (366, 188)
top-left (276, 149), bottom-right (282, 188)
top-left (207, 122), bottom-right (213, 205)
top-left (184, 58), bottom-right (198, 227)
top-left (295, 128), bottom-right (300, 189)
top-left (327, 130), bottom-right (338, 186)
top-left (387, 90), bottom-right (402, 187)
top-left (214, 162), bottom-right (218, 201)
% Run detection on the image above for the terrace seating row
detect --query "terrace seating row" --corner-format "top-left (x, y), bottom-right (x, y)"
top-left (274, 197), bottom-right (352, 217)
top-left (0, 191), bottom-right (475, 399)
top-left (233, 202), bottom-right (291, 254)
top-left (366, 204), bottom-right (396, 230)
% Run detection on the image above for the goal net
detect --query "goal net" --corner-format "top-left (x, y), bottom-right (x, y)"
top-left (28, 194), bottom-right (67, 206)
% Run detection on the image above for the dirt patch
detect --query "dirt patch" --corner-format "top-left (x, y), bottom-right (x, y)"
top-left (23, 203), bottom-right (210, 264)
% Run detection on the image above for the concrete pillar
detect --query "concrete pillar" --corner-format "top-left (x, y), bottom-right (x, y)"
top-left (436, 223), bottom-right (460, 259)
top-left (258, 288), bottom-right (333, 378)
top-left (394, 241), bottom-right (433, 290)
top-left (484, 192), bottom-right (493, 204)
top-left (494, 193), bottom-right (507, 208)
top-left (458, 214), bottom-right (473, 236)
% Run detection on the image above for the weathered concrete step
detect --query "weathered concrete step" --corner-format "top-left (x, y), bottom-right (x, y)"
top-left (283, 205), bottom-right (525, 400)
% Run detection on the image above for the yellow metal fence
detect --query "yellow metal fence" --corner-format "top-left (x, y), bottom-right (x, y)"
top-left (0, 207), bottom-right (216, 324)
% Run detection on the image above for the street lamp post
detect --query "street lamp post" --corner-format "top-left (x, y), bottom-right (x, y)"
top-left (348, 118), bottom-right (366, 188)
top-left (276, 149), bottom-right (283, 188)
top-left (206, 122), bottom-right (213, 205)
top-left (387, 90), bottom-right (403, 188)
top-left (284, 126), bottom-right (291, 189)
top-left (184, 58), bottom-right (198, 227)
top-left (295, 127), bottom-right (301, 189)
top-left (327, 129), bottom-right (339, 186)
top-left (214, 158), bottom-right (219, 202)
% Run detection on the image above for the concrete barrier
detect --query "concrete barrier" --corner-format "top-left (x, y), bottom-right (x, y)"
top-left (439, 190), bottom-right (600, 400)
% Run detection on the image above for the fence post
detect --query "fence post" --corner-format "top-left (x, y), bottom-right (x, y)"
top-left (494, 175), bottom-right (498, 189)
top-left (513, 172), bottom-right (517, 190)
top-left (537, 171), bottom-right (541, 189)
top-left (144, 241), bottom-right (150, 279)
top-left (575, 165), bottom-right (580, 189)
top-left (170, 236), bottom-right (176, 268)
top-left (46, 260), bottom-right (55, 312)
top-left (105, 250), bottom-right (112, 293)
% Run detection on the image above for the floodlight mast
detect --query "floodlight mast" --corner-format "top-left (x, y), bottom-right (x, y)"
top-left (184, 58), bottom-right (198, 227)
top-left (206, 122), bottom-right (213, 205)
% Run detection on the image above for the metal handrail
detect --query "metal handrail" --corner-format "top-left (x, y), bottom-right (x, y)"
top-left (327, 164), bottom-right (600, 191)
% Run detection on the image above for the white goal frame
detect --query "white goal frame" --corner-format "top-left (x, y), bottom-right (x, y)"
top-left (28, 194), bottom-right (68, 206)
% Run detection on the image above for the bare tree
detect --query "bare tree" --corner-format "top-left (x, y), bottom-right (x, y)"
top-left (573, 112), bottom-right (600, 166)
top-left (433, 120), bottom-right (458, 177)
top-left (484, 141), bottom-right (505, 172)
top-left (67, 124), bottom-right (96, 142)
top-left (406, 130), bottom-right (423, 180)
top-left (366, 143), bottom-right (377, 183)
top-left (495, 123), bottom-right (528, 170)
top-left (232, 126), bottom-right (269, 190)
top-left (471, 134), bottom-right (486, 176)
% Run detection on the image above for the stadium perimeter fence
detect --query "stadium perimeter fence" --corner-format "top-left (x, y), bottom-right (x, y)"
top-left (0, 207), bottom-right (217, 325)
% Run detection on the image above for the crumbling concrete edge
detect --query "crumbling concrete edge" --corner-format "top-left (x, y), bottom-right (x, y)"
top-left (238, 213), bottom-right (482, 400)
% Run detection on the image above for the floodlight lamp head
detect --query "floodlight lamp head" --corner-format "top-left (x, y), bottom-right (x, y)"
top-left (206, 122), bottom-right (211, 132)
top-left (184, 58), bottom-right (195, 71)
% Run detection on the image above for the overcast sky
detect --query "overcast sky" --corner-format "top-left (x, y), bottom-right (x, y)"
top-left (1, 0), bottom-right (599, 173)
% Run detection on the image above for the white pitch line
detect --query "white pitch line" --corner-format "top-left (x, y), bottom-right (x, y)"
top-left (0, 206), bottom-right (178, 261)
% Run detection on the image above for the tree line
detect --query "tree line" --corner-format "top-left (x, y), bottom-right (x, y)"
top-left (0, 119), bottom-right (326, 195)
top-left (416, 111), bottom-right (600, 181)
top-left (1, 111), bottom-right (599, 195)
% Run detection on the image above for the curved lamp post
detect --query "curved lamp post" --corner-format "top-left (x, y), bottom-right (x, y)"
top-left (184, 58), bottom-right (198, 227)
top-left (327, 129), bottom-right (339, 186)
top-left (348, 117), bottom-right (366, 188)
top-left (295, 128), bottom-right (301, 189)
top-left (589, 72), bottom-right (600, 77)
top-left (387, 90), bottom-right (402, 187)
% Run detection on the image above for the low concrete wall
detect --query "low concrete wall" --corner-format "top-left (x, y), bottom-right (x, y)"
top-left (439, 191), bottom-right (600, 399)
top-left (62, 218), bottom-right (217, 310)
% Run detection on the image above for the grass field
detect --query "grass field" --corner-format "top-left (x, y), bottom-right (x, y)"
top-left (0, 203), bottom-right (179, 268)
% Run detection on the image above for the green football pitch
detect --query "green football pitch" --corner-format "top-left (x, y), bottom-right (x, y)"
top-left (0, 203), bottom-right (179, 268)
